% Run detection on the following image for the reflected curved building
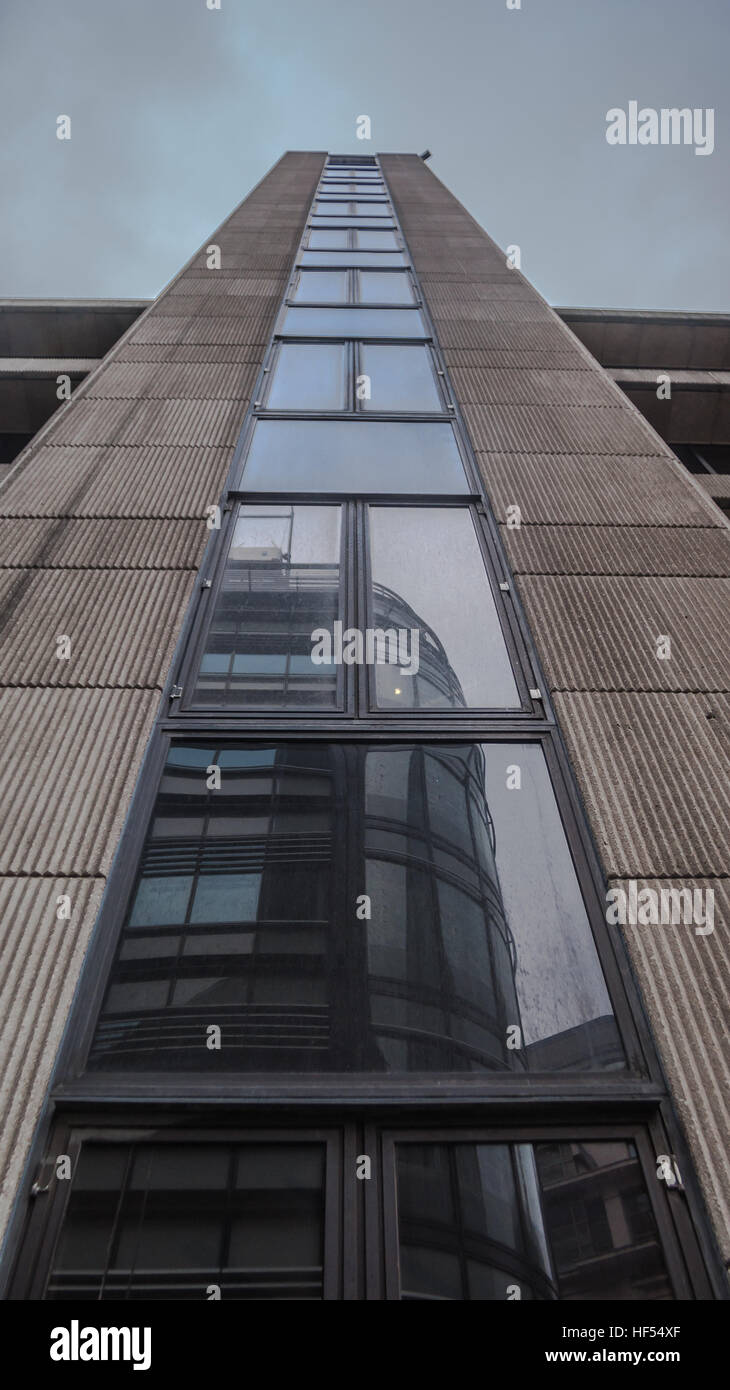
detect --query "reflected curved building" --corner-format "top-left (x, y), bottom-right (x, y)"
top-left (88, 739), bottom-right (532, 1075)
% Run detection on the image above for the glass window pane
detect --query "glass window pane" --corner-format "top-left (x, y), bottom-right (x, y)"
top-left (89, 741), bottom-right (622, 1075)
top-left (321, 182), bottom-right (384, 195)
top-left (292, 270), bottom-right (349, 303)
top-left (359, 344), bottom-right (441, 412)
top-left (279, 306), bottom-right (427, 339)
top-left (396, 1140), bottom-right (672, 1300)
top-left (299, 250), bottom-right (406, 268)
top-left (238, 420), bottom-right (468, 494)
top-left (315, 200), bottom-right (351, 215)
top-left (368, 507), bottom-right (519, 708)
top-left (307, 229), bottom-right (349, 249)
top-left (356, 230), bottom-right (400, 249)
top-left (47, 1141), bottom-right (326, 1300)
top-left (192, 505), bottom-right (342, 707)
top-left (311, 217), bottom-right (395, 229)
top-left (266, 343), bottom-right (347, 411)
top-left (359, 271), bottom-right (414, 304)
top-left (353, 202), bottom-right (390, 215)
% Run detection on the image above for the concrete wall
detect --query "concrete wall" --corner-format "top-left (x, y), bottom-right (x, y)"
top-left (383, 152), bottom-right (730, 1261)
top-left (0, 152), bottom-right (325, 1246)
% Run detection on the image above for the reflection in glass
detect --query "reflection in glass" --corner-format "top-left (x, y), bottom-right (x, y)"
top-left (359, 272), bottom-right (415, 304)
top-left (396, 1140), bottom-right (672, 1300)
top-left (368, 507), bottom-right (519, 708)
top-left (266, 343), bottom-right (347, 411)
top-left (307, 229), bottom-right (349, 249)
top-left (292, 271), bottom-right (349, 303)
top-left (356, 231), bottom-right (400, 249)
top-left (192, 505), bottom-right (342, 707)
top-left (239, 419), bottom-right (468, 494)
top-left (47, 1141), bottom-right (326, 1299)
top-left (279, 306), bottom-right (426, 339)
top-left (359, 344), bottom-right (442, 412)
top-left (299, 251), bottom-right (406, 269)
top-left (89, 742), bottom-right (623, 1074)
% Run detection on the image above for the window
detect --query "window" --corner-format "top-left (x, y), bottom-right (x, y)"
top-left (307, 229), bottom-right (350, 250)
top-left (356, 230), bottom-right (400, 250)
top-left (358, 271), bottom-right (415, 304)
top-left (320, 183), bottom-right (385, 196)
top-left (291, 270), bottom-right (415, 306)
top-left (359, 343), bottom-right (443, 411)
top-left (263, 342), bottom-right (445, 415)
top-left (13, 155), bottom-right (711, 1307)
top-left (192, 505), bottom-right (343, 708)
top-left (367, 506), bottom-right (520, 708)
top-left (291, 270), bottom-right (349, 303)
top-left (279, 307), bottom-right (428, 339)
top-left (265, 342), bottom-right (348, 411)
top-left (237, 419), bottom-right (469, 493)
top-left (87, 741), bottom-right (622, 1075)
top-left (299, 250), bottom-right (407, 268)
top-left (395, 1140), bottom-right (672, 1300)
top-left (46, 1139), bottom-right (328, 1300)
top-left (310, 217), bottom-right (395, 229)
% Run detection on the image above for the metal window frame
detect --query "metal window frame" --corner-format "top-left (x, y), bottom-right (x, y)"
top-left (289, 266), bottom-right (418, 308)
top-left (2, 151), bottom-right (725, 1302)
top-left (6, 1111), bottom-right (712, 1302)
top-left (8, 1121), bottom-right (344, 1301)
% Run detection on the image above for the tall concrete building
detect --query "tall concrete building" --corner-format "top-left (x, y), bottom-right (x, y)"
top-left (0, 152), bottom-right (727, 1300)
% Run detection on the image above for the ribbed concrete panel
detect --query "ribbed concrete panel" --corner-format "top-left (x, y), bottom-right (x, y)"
top-left (428, 296), bottom-right (555, 323)
top-left (0, 875), bottom-right (106, 1239)
top-left (552, 691), bottom-right (729, 876)
top-left (127, 308), bottom-right (278, 347)
top-left (502, 523), bottom-right (730, 577)
top-left (144, 295), bottom-right (283, 320)
top-left (51, 398), bottom-right (245, 448)
top-left (478, 453), bottom-right (721, 526)
top-left (518, 575), bottom-right (730, 691)
top-left (450, 366), bottom-right (618, 407)
top-left (444, 347), bottom-right (588, 370)
top-left (0, 445), bottom-right (233, 518)
top-left (0, 569), bottom-right (195, 687)
top-left (0, 153), bottom-right (325, 1255)
top-left (610, 876), bottom-right (730, 1257)
top-left (115, 343), bottom-right (268, 364)
top-left (85, 361), bottom-right (258, 400)
top-left (167, 275), bottom-right (285, 298)
top-left (431, 320), bottom-right (572, 352)
top-left (0, 517), bottom-right (205, 569)
top-left (696, 475), bottom-right (730, 498)
top-left (464, 402), bottom-right (665, 456)
top-left (387, 151), bottom-right (730, 1263)
top-left (0, 687), bottom-right (159, 874)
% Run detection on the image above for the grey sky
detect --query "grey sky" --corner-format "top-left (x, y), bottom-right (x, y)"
top-left (0, 0), bottom-right (727, 309)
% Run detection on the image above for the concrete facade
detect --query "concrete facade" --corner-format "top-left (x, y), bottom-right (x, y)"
top-left (381, 153), bottom-right (730, 1259)
top-left (0, 152), bottom-right (325, 1246)
top-left (0, 150), bottom-right (727, 1293)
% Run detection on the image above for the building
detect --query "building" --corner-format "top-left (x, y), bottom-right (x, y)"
top-left (0, 152), bottom-right (727, 1300)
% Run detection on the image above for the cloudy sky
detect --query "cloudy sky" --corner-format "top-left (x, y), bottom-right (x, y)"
top-left (0, 0), bottom-right (726, 309)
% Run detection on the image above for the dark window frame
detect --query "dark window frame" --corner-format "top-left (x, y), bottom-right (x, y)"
top-left (3, 153), bottom-right (723, 1303)
top-left (49, 728), bottom-right (648, 1095)
top-left (6, 1115), bottom-right (711, 1301)
top-left (257, 339), bottom-right (449, 417)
